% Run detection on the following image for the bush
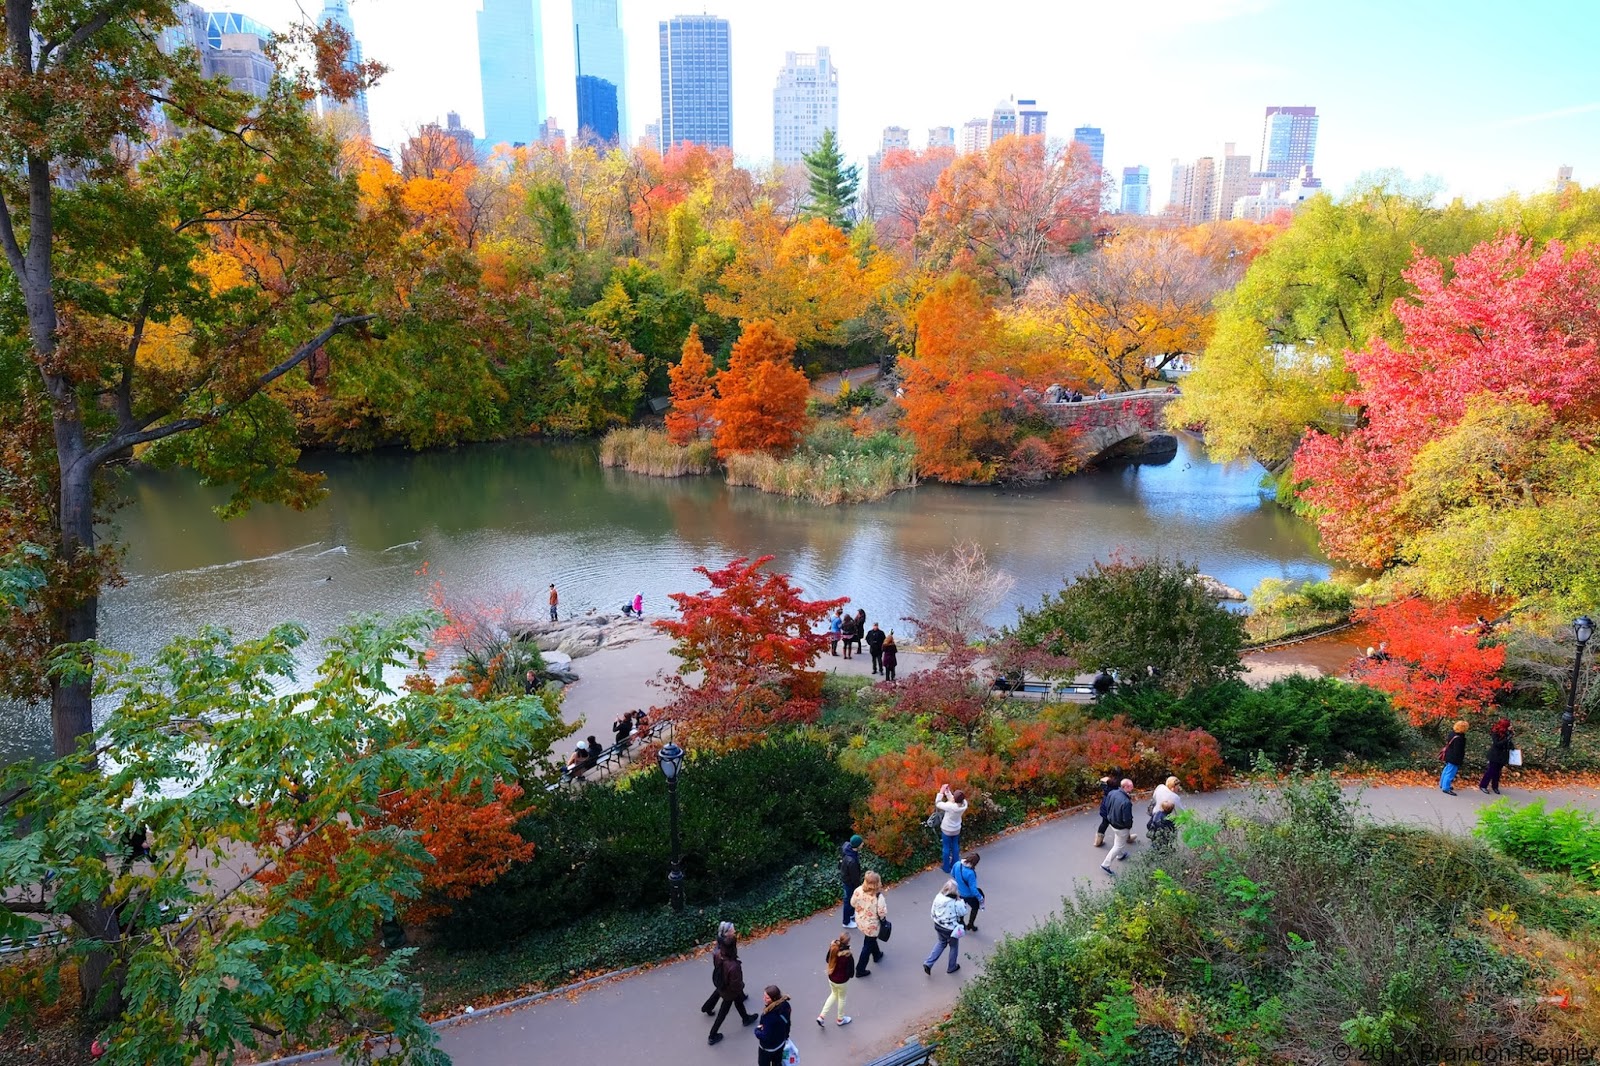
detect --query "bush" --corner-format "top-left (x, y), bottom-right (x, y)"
top-left (438, 738), bottom-right (868, 947)
top-left (722, 423), bottom-right (916, 504)
top-left (1475, 800), bottom-right (1600, 884)
top-left (1101, 676), bottom-right (1410, 769)
top-left (598, 426), bottom-right (717, 476)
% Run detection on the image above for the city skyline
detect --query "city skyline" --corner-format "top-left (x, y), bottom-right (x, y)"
top-left (227, 0), bottom-right (1594, 206)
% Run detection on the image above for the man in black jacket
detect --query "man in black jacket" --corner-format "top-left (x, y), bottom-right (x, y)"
top-left (865, 623), bottom-right (886, 674)
top-left (1100, 779), bottom-right (1136, 876)
top-left (840, 834), bottom-right (864, 927)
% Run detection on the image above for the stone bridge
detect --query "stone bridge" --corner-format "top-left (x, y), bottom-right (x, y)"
top-left (1038, 388), bottom-right (1180, 462)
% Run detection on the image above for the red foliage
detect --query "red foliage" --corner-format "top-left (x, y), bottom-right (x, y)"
top-left (1295, 235), bottom-right (1600, 566)
top-left (856, 744), bottom-right (1002, 864)
top-left (261, 780), bottom-right (533, 926)
top-left (653, 556), bottom-right (846, 748)
top-left (1349, 600), bottom-right (1508, 726)
top-left (664, 325), bottom-right (716, 444)
top-left (883, 660), bottom-right (990, 743)
top-left (711, 320), bottom-right (810, 458)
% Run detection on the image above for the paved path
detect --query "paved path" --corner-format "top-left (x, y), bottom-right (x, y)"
top-left (300, 781), bottom-right (1600, 1066)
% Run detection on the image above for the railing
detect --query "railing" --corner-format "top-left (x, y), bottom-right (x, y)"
top-left (1041, 386), bottom-right (1177, 408)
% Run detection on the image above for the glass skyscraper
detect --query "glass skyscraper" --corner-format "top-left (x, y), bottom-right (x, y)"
top-left (1121, 166), bottom-right (1150, 215)
top-left (574, 0), bottom-right (627, 144)
top-left (1258, 106), bottom-right (1318, 180)
top-left (1072, 125), bottom-right (1105, 168)
top-left (314, 0), bottom-right (370, 137)
top-left (658, 14), bottom-right (731, 151)
top-left (478, 0), bottom-right (546, 149)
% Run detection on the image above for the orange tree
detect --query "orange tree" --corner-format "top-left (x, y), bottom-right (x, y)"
top-left (1350, 599), bottom-right (1508, 727)
top-left (653, 556), bottom-right (846, 749)
top-left (712, 320), bottom-right (810, 458)
top-left (665, 324), bottom-right (717, 443)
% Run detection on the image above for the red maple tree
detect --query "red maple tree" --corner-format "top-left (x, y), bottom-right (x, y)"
top-left (711, 320), bottom-right (810, 458)
top-left (665, 324), bottom-right (717, 444)
top-left (1349, 599), bottom-right (1508, 726)
top-left (653, 556), bottom-right (846, 748)
top-left (1295, 235), bottom-right (1600, 567)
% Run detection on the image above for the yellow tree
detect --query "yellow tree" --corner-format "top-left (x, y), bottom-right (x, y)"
top-left (665, 325), bottom-right (717, 443)
top-left (712, 321), bottom-right (809, 457)
top-left (706, 206), bottom-right (893, 349)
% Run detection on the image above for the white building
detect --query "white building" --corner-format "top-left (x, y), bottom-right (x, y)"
top-left (958, 117), bottom-right (988, 155)
top-left (772, 46), bottom-right (839, 165)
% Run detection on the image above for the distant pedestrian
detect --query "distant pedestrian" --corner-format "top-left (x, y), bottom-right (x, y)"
top-left (1150, 776), bottom-right (1182, 814)
top-left (953, 852), bottom-right (983, 931)
top-left (1100, 779), bottom-right (1135, 876)
top-left (1147, 799), bottom-right (1178, 852)
top-left (613, 712), bottom-right (633, 750)
top-left (853, 610), bottom-right (867, 655)
top-left (548, 583), bottom-right (559, 622)
top-left (934, 784), bottom-right (968, 873)
top-left (922, 879), bottom-right (967, 976)
top-left (584, 735), bottom-right (603, 767)
top-left (1093, 773), bottom-right (1118, 848)
top-left (1440, 719), bottom-right (1468, 795)
top-left (816, 933), bottom-right (854, 1028)
top-left (829, 610), bottom-right (844, 656)
top-left (839, 834), bottom-right (864, 928)
top-left (1479, 718), bottom-right (1513, 795)
top-left (754, 985), bottom-right (792, 1066)
top-left (1092, 669), bottom-right (1114, 700)
top-left (702, 921), bottom-right (757, 1045)
top-left (841, 611), bottom-right (859, 659)
top-left (633, 592), bottom-right (643, 618)
top-left (881, 633), bottom-right (898, 681)
top-left (850, 871), bottom-right (887, 976)
top-left (865, 623), bottom-right (886, 674)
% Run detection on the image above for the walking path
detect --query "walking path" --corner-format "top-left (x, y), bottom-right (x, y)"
top-left (292, 781), bottom-right (1600, 1066)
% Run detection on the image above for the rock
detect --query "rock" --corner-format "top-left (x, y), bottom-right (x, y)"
top-left (1192, 573), bottom-right (1247, 601)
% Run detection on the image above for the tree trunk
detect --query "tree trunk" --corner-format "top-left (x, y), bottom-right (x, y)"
top-left (50, 454), bottom-right (99, 758)
top-left (67, 900), bottom-right (125, 1021)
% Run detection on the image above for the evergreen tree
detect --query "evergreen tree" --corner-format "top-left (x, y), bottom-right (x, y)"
top-left (802, 129), bottom-right (860, 230)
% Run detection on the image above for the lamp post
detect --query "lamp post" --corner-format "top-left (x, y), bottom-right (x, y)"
top-left (1562, 616), bottom-right (1594, 749)
top-left (657, 742), bottom-right (686, 911)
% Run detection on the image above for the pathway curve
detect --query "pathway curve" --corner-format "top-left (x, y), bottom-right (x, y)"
top-left (293, 781), bottom-right (1600, 1066)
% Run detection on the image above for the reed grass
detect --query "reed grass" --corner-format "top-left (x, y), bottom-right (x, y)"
top-left (724, 427), bottom-right (917, 504)
top-left (597, 427), bottom-right (716, 477)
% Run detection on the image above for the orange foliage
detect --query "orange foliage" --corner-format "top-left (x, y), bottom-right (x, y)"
top-left (712, 320), bottom-right (809, 458)
top-left (664, 325), bottom-right (717, 444)
top-left (1350, 599), bottom-right (1509, 726)
top-left (855, 744), bottom-right (1003, 864)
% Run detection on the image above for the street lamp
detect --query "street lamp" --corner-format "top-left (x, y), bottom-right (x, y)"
top-left (1562, 617), bottom-right (1594, 749)
top-left (657, 742), bottom-right (687, 911)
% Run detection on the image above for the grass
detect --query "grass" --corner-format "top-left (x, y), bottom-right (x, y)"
top-left (724, 423), bottom-right (917, 505)
top-left (598, 427), bottom-right (716, 477)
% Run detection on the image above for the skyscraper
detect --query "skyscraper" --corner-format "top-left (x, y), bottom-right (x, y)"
top-left (478, 0), bottom-right (546, 148)
top-left (202, 12), bottom-right (276, 99)
top-left (313, 0), bottom-right (369, 136)
top-left (989, 98), bottom-right (1017, 142)
top-left (1169, 156), bottom-right (1216, 225)
top-left (659, 14), bottom-right (732, 150)
top-left (928, 126), bottom-right (955, 150)
top-left (958, 118), bottom-right (988, 155)
top-left (865, 127), bottom-right (911, 220)
top-left (1121, 166), bottom-right (1150, 215)
top-left (772, 46), bottom-right (838, 165)
top-left (1258, 105), bottom-right (1318, 180)
top-left (1072, 125), bottom-right (1105, 168)
top-left (573, 0), bottom-right (627, 144)
top-left (1017, 100), bottom-right (1047, 138)
top-left (1212, 142), bottom-right (1255, 221)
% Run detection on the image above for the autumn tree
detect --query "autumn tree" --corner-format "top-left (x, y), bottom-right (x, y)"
top-left (653, 556), bottom-right (846, 748)
top-left (0, 614), bottom-right (553, 1059)
top-left (1294, 234), bottom-right (1600, 569)
top-left (712, 320), bottom-right (810, 458)
top-left (1024, 228), bottom-right (1228, 391)
top-left (665, 325), bottom-right (718, 443)
top-left (801, 128), bottom-right (860, 230)
top-left (1350, 600), bottom-right (1507, 726)
top-left (874, 146), bottom-right (956, 255)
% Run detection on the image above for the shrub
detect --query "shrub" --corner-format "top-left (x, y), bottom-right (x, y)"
top-left (598, 426), bottom-right (717, 476)
top-left (1101, 676), bottom-right (1410, 769)
top-left (1475, 800), bottom-right (1600, 885)
top-left (438, 738), bottom-right (868, 947)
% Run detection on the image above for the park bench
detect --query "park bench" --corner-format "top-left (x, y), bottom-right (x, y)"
top-left (863, 1039), bottom-right (937, 1066)
top-left (992, 675), bottom-right (1097, 703)
top-left (548, 719), bottom-right (673, 791)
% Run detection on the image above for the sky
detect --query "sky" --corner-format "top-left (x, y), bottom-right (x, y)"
top-left (245, 0), bottom-right (1599, 207)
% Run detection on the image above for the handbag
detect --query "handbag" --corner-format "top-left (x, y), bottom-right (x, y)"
top-left (950, 923), bottom-right (966, 939)
top-left (925, 810), bottom-right (943, 830)
top-left (1509, 749), bottom-right (1523, 767)
top-left (783, 1038), bottom-right (800, 1066)
top-left (878, 917), bottom-right (892, 942)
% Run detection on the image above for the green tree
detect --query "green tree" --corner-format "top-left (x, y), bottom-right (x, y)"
top-left (801, 129), bottom-right (860, 231)
top-left (0, 614), bottom-right (556, 1061)
top-left (1007, 556), bottom-right (1245, 696)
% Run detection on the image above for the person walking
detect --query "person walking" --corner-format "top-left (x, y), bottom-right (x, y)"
top-left (922, 880), bottom-right (967, 976)
top-left (701, 922), bottom-right (757, 1045)
top-left (1479, 719), bottom-right (1514, 795)
top-left (865, 622), bottom-right (886, 674)
top-left (829, 610), bottom-right (844, 656)
top-left (753, 985), bottom-right (792, 1066)
top-left (632, 592), bottom-right (644, 618)
top-left (1147, 799), bottom-right (1178, 852)
top-left (1092, 773), bottom-right (1117, 848)
top-left (953, 852), bottom-right (983, 931)
top-left (1100, 779), bottom-right (1135, 876)
top-left (548, 583), bottom-right (559, 622)
top-left (816, 934), bottom-right (854, 1028)
top-left (881, 633), bottom-right (899, 681)
top-left (1440, 719), bottom-right (1469, 795)
top-left (850, 871), bottom-right (887, 976)
top-left (934, 784), bottom-right (968, 874)
top-left (839, 834), bottom-right (864, 928)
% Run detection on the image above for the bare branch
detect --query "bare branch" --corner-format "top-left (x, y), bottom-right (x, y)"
top-left (2, 898), bottom-right (51, 913)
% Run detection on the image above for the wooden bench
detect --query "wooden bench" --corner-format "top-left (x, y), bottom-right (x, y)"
top-left (992, 676), bottom-right (1098, 703)
top-left (863, 1040), bottom-right (936, 1066)
top-left (548, 720), bottom-right (673, 791)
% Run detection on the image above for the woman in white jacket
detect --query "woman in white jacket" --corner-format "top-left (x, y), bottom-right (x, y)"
top-left (922, 880), bottom-right (968, 976)
top-left (934, 784), bottom-right (968, 873)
